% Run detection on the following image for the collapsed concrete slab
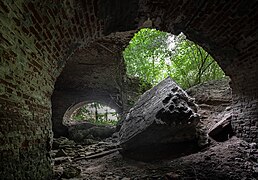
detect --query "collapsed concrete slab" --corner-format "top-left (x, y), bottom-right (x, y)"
top-left (119, 77), bottom-right (200, 161)
top-left (208, 110), bottom-right (234, 142)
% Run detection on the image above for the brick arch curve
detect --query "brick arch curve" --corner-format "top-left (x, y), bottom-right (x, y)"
top-left (50, 31), bottom-right (134, 138)
top-left (1, 0), bottom-right (258, 178)
top-left (52, 90), bottom-right (123, 137)
top-left (63, 100), bottom-right (121, 125)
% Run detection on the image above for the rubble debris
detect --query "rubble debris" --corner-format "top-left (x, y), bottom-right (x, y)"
top-left (208, 110), bottom-right (234, 142)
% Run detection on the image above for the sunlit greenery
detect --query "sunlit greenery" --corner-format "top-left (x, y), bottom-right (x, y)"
top-left (71, 102), bottom-right (118, 125)
top-left (123, 28), bottom-right (225, 89)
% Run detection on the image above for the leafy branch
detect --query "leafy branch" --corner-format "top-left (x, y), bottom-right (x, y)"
top-left (123, 28), bottom-right (225, 89)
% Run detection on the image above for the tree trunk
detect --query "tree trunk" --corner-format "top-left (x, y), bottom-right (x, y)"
top-left (94, 103), bottom-right (98, 122)
top-left (105, 109), bottom-right (108, 121)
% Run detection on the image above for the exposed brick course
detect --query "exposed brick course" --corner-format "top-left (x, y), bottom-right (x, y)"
top-left (0, 0), bottom-right (105, 178)
top-left (1, 0), bottom-right (258, 178)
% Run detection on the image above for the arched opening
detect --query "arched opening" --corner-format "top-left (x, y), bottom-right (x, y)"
top-left (123, 28), bottom-right (226, 89)
top-left (57, 101), bottom-right (119, 144)
top-left (1, 1), bottom-right (258, 179)
top-left (64, 101), bottom-right (119, 126)
top-left (56, 101), bottom-right (120, 144)
top-left (50, 35), bottom-right (129, 138)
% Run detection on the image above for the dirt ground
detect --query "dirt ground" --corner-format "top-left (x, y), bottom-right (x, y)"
top-left (52, 136), bottom-right (257, 180)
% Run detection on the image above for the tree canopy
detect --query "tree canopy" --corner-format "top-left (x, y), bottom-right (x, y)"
top-left (123, 28), bottom-right (225, 89)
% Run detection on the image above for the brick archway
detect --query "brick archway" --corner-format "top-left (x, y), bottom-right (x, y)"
top-left (51, 32), bottom-right (134, 137)
top-left (52, 90), bottom-right (123, 137)
top-left (63, 100), bottom-right (120, 125)
top-left (1, 0), bottom-right (258, 178)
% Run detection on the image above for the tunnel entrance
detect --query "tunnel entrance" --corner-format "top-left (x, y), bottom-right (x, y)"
top-left (1, 1), bottom-right (258, 179)
top-left (60, 102), bottom-right (119, 145)
top-left (68, 102), bottom-right (119, 126)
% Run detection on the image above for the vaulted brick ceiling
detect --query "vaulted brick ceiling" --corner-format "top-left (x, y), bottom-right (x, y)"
top-left (1, 0), bottom-right (258, 179)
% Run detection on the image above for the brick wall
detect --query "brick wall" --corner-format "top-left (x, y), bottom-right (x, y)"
top-left (1, 0), bottom-right (140, 177)
top-left (1, 0), bottom-right (258, 178)
top-left (0, 0), bottom-right (105, 178)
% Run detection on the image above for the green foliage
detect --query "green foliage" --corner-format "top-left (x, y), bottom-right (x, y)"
top-left (123, 28), bottom-right (170, 88)
top-left (71, 102), bottom-right (118, 126)
top-left (123, 28), bottom-right (225, 89)
top-left (169, 35), bottom-right (225, 88)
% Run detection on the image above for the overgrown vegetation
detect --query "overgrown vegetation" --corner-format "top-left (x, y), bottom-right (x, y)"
top-left (123, 28), bottom-right (225, 89)
top-left (71, 102), bottom-right (118, 125)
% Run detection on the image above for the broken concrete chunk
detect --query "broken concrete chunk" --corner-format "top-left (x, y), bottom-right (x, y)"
top-left (208, 110), bottom-right (234, 142)
top-left (119, 77), bottom-right (200, 161)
